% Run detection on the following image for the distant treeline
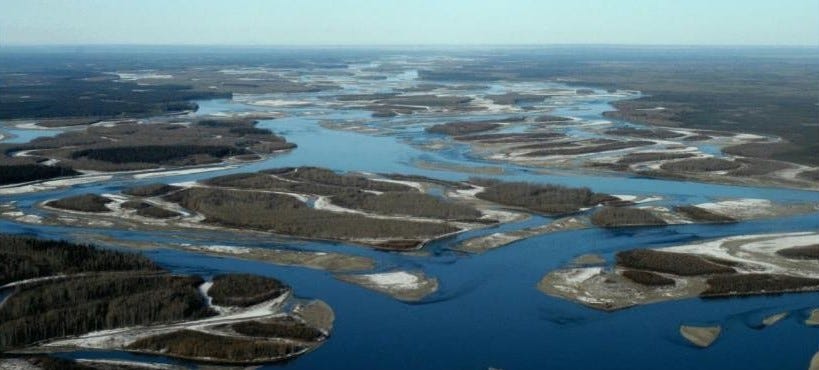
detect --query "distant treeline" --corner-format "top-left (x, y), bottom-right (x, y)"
top-left (0, 164), bottom-right (79, 186)
top-left (0, 70), bottom-right (227, 119)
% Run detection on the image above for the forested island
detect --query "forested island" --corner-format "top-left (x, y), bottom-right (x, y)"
top-left (0, 235), bottom-right (333, 365)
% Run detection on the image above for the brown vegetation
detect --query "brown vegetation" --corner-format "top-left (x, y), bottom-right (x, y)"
top-left (380, 173), bottom-right (471, 189)
top-left (776, 245), bottom-right (819, 260)
top-left (127, 329), bottom-right (306, 363)
top-left (616, 152), bottom-right (696, 165)
top-left (798, 169), bottom-right (819, 181)
top-left (2, 120), bottom-right (294, 171)
top-left (660, 158), bottom-right (741, 172)
top-left (605, 127), bottom-right (684, 139)
top-left (616, 249), bottom-right (736, 276)
top-left (121, 201), bottom-right (180, 218)
top-left (426, 121), bottom-right (502, 135)
top-left (590, 207), bottom-right (667, 227)
top-left (165, 187), bottom-right (457, 243)
top-left (534, 115), bottom-right (572, 123)
top-left (122, 183), bottom-right (181, 197)
top-left (0, 274), bottom-right (213, 349)
top-left (231, 317), bottom-right (324, 341)
top-left (454, 132), bottom-right (564, 143)
top-left (471, 178), bottom-right (612, 215)
top-left (0, 164), bottom-right (80, 186)
top-left (702, 274), bottom-right (819, 297)
top-left (46, 194), bottom-right (112, 213)
top-left (523, 140), bottom-right (654, 157)
top-left (486, 93), bottom-right (547, 105)
top-left (0, 235), bottom-right (158, 285)
top-left (722, 142), bottom-right (798, 159)
top-left (727, 158), bottom-right (792, 176)
top-left (674, 206), bottom-right (735, 223)
top-left (331, 191), bottom-right (483, 220)
top-left (621, 270), bottom-right (675, 286)
top-left (209, 274), bottom-right (289, 307)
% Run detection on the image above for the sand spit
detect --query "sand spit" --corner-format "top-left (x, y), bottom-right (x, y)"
top-left (679, 325), bottom-right (721, 348)
top-left (336, 270), bottom-right (438, 301)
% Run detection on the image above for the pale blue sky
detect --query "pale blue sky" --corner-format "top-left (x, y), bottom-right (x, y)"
top-left (1, 0), bottom-right (817, 46)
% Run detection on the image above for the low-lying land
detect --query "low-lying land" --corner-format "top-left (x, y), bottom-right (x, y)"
top-left (1, 118), bottom-right (295, 173)
top-left (0, 235), bottom-right (332, 364)
top-left (39, 167), bottom-right (521, 250)
top-left (538, 232), bottom-right (819, 310)
top-left (426, 117), bottom-right (524, 136)
top-left (469, 178), bottom-right (614, 215)
top-left (336, 270), bottom-right (439, 301)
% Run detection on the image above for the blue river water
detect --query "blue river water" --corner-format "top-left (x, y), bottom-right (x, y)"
top-left (2, 91), bottom-right (819, 370)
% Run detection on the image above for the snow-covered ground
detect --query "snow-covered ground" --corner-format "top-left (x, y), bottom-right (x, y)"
top-left (132, 166), bottom-right (234, 179)
top-left (0, 175), bottom-right (112, 195)
top-left (695, 198), bottom-right (774, 219)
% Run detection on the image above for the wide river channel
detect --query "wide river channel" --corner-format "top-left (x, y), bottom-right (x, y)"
top-left (1, 85), bottom-right (818, 370)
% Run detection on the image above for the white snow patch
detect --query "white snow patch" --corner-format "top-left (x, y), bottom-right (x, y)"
top-left (695, 198), bottom-right (773, 219)
top-left (360, 271), bottom-right (422, 290)
top-left (133, 166), bottom-right (233, 179)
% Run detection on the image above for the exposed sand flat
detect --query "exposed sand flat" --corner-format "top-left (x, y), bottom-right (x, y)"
top-left (571, 254), bottom-right (606, 267)
top-left (337, 270), bottom-right (438, 301)
top-left (368, 177), bottom-right (425, 192)
top-left (612, 194), bottom-right (663, 204)
top-left (695, 198), bottom-right (774, 219)
top-left (248, 99), bottom-right (313, 107)
top-left (806, 309), bottom-right (819, 326)
top-left (178, 243), bottom-right (374, 272)
top-left (679, 325), bottom-right (721, 348)
top-left (76, 359), bottom-right (184, 369)
top-left (663, 232), bottom-right (819, 279)
top-left (132, 166), bottom-right (234, 179)
top-left (536, 266), bottom-right (702, 310)
top-left (455, 216), bottom-right (587, 253)
top-left (293, 300), bottom-right (335, 334)
top-left (811, 351), bottom-right (819, 370)
top-left (639, 206), bottom-right (693, 225)
top-left (761, 312), bottom-right (788, 327)
top-left (0, 175), bottom-right (113, 195)
top-left (115, 72), bottom-right (173, 80)
top-left (312, 195), bottom-right (470, 226)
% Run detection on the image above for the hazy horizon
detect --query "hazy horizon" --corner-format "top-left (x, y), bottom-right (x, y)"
top-left (2, 0), bottom-right (817, 46)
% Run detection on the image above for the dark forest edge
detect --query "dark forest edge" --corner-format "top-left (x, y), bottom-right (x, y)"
top-left (0, 234), bottom-right (332, 364)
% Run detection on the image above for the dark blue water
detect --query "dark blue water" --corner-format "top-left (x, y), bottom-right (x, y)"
top-left (2, 86), bottom-right (818, 370)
